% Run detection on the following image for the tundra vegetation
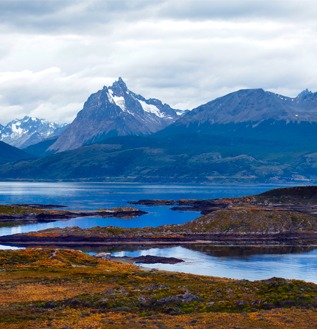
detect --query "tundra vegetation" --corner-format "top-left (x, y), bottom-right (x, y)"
top-left (0, 248), bottom-right (317, 329)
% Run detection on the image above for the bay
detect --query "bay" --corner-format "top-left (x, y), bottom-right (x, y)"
top-left (0, 181), bottom-right (316, 283)
top-left (0, 181), bottom-right (280, 236)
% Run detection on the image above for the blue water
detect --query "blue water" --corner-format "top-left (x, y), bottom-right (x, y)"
top-left (0, 182), bottom-right (280, 236)
top-left (1, 181), bottom-right (316, 282)
top-left (112, 246), bottom-right (317, 283)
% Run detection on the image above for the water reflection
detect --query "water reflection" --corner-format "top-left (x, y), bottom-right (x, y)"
top-left (0, 244), bottom-right (22, 250)
top-left (108, 246), bottom-right (317, 283)
top-left (186, 245), bottom-right (316, 258)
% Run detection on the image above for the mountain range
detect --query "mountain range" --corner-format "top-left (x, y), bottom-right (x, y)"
top-left (0, 116), bottom-right (66, 149)
top-left (0, 79), bottom-right (317, 183)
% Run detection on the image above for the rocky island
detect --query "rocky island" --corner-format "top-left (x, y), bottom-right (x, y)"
top-left (1, 186), bottom-right (317, 247)
top-left (0, 204), bottom-right (147, 227)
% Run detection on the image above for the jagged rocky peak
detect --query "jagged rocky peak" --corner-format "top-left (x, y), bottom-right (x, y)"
top-left (295, 89), bottom-right (317, 104)
top-left (49, 78), bottom-right (179, 152)
top-left (104, 77), bottom-right (177, 118)
top-left (297, 89), bottom-right (313, 99)
top-left (110, 77), bottom-right (128, 93)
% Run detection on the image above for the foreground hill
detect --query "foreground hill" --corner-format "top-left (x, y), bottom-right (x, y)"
top-left (1, 248), bottom-right (316, 328)
top-left (255, 185), bottom-right (317, 204)
top-left (0, 141), bottom-right (33, 164)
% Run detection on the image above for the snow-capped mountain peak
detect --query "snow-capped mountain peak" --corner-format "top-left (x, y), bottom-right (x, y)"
top-left (0, 116), bottom-right (67, 148)
top-left (49, 78), bottom-right (179, 152)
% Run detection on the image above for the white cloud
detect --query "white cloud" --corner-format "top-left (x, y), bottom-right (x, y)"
top-left (0, 0), bottom-right (317, 124)
top-left (0, 67), bottom-right (108, 124)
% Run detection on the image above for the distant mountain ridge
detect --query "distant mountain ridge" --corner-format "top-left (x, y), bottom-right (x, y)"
top-left (173, 88), bottom-right (317, 126)
top-left (0, 116), bottom-right (67, 149)
top-left (50, 78), bottom-right (180, 152)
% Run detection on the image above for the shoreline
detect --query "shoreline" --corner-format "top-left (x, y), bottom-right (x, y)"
top-left (2, 240), bottom-right (317, 248)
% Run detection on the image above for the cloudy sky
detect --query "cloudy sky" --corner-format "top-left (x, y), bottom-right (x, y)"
top-left (0, 0), bottom-right (316, 124)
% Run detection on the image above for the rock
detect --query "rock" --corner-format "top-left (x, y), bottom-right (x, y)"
top-left (157, 291), bottom-right (200, 304)
top-left (94, 252), bottom-right (111, 260)
top-left (132, 255), bottom-right (184, 264)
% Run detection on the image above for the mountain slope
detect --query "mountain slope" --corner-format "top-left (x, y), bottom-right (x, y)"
top-left (0, 116), bottom-right (67, 148)
top-left (23, 137), bottom-right (58, 157)
top-left (50, 78), bottom-right (179, 152)
top-left (0, 131), bottom-right (313, 183)
top-left (0, 141), bottom-right (34, 164)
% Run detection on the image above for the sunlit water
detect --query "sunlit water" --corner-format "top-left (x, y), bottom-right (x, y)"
top-left (1, 181), bottom-right (316, 282)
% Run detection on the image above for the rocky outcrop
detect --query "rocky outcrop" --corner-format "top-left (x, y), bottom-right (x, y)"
top-left (132, 255), bottom-right (184, 264)
top-left (94, 252), bottom-right (111, 260)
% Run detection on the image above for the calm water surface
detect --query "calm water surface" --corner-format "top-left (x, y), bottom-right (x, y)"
top-left (111, 246), bottom-right (317, 283)
top-left (1, 181), bottom-right (316, 283)
top-left (0, 182), bottom-right (280, 236)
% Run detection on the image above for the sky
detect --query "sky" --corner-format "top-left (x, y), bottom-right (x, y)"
top-left (0, 0), bottom-right (317, 125)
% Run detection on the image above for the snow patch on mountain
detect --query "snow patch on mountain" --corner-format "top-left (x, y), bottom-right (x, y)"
top-left (11, 123), bottom-right (24, 135)
top-left (107, 87), bottom-right (134, 114)
top-left (138, 99), bottom-right (165, 118)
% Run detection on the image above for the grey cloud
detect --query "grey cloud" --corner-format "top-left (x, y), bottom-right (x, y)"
top-left (0, 0), bottom-right (66, 15)
top-left (0, 0), bottom-right (161, 34)
top-left (1, 0), bottom-right (316, 35)
top-left (158, 0), bottom-right (317, 22)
